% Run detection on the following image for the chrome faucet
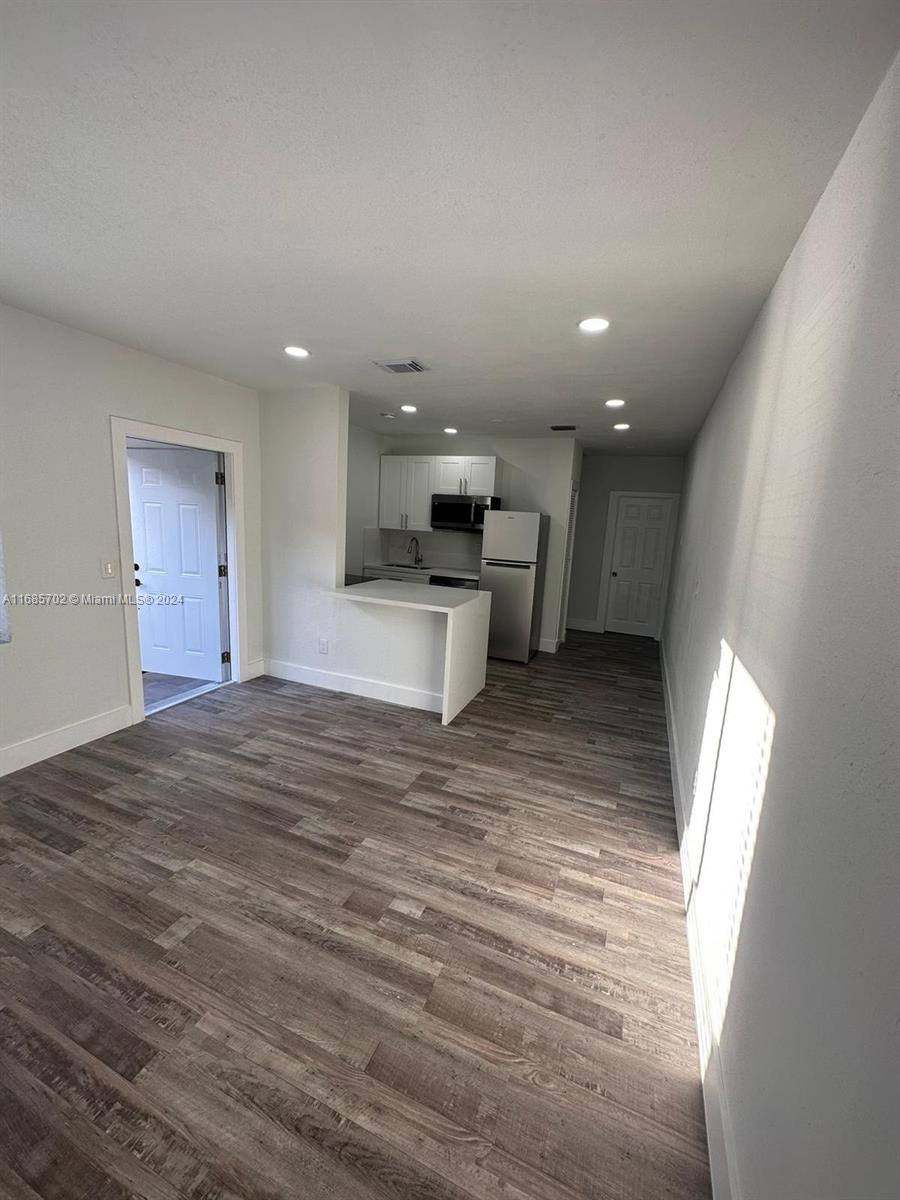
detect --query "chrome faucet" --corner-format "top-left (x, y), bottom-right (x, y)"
top-left (406, 536), bottom-right (423, 567)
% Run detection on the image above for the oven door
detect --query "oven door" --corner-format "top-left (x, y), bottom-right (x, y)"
top-left (430, 495), bottom-right (476, 530)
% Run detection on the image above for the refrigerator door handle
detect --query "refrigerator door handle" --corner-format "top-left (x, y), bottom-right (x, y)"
top-left (483, 560), bottom-right (531, 568)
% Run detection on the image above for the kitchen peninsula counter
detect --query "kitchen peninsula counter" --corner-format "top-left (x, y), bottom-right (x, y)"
top-left (333, 580), bottom-right (491, 724)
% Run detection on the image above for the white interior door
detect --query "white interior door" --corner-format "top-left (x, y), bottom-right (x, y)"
top-left (604, 494), bottom-right (676, 637)
top-left (128, 447), bottom-right (224, 681)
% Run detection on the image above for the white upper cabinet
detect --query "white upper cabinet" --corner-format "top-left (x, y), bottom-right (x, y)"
top-left (405, 456), bottom-right (434, 530)
top-left (379, 456), bottom-right (435, 530)
top-left (466, 456), bottom-right (499, 495)
top-left (379, 454), bottom-right (502, 528)
top-left (433, 455), bottom-right (468, 494)
top-left (432, 455), bottom-right (500, 495)
top-left (378, 456), bottom-right (406, 529)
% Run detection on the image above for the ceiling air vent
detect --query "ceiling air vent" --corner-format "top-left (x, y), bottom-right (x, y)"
top-left (374, 358), bottom-right (429, 374)
top-left (550, 424), bottom-right (577, 432)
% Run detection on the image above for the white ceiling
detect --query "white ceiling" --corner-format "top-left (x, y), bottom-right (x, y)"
top-left (2, 1), bottom-right (898, 452)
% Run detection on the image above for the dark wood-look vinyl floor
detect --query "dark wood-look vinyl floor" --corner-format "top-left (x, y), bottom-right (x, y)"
top-left (0, 631), bottom-right (710, 1200)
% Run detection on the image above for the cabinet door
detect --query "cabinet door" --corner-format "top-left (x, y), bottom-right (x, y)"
top-left (379, 457), bottom-right (406, 528)
top-left (434, 455), bottom-right (466, 494)
top-left (405, 456), bottom-right (434, 530)
top-left (466, 456), bottom-right (496, 495)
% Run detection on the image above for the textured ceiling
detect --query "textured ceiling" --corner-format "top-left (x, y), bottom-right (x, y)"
top-left (2, 0), bottom-right (898, 451)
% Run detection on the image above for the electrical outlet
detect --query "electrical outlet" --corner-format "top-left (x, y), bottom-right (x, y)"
top-left (318, 637), bottom-right (329, 655)
top-left (101, 560), bottom-right (115, 579)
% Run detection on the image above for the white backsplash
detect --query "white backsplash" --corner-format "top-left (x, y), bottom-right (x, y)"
top-left (362, 527), bottom-right (481, 570)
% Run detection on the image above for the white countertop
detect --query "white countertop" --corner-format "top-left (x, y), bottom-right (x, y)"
top-left (334, 579), bottom-right (484, 613)
top-left (363, 561), bottom-right (480, 581)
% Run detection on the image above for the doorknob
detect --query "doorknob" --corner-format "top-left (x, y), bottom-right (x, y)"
top-left (134, 563), bottom-right (139, 571)
top-left (611, 570), bottom-right (618, 577)
top-left (134, 578), bottom-right (142, 587)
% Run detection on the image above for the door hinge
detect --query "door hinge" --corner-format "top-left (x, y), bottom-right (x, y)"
top-left (218, 563), bottom-right (228, 578)
top-left (221, 650), bottom-right (231, 664)
top-left (215, 470), bottom-right (225, 485)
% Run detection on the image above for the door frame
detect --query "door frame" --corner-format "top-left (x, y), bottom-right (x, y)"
top-left (557, 478), bottom-right (580, 646)
top-left (596, 491), bottom-right (680, 639)
top-left (110, 416), bottom-right (250, 724)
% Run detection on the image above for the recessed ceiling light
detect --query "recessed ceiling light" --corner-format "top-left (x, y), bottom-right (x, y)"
top-left (605, 398), bottom-right (626, 408)
top-left (400, 405), bottom-right (417, 413)
top-left (284, 345), bottom-right (310, 358)
top-left (444, 427), bottom-right (458, 435)
top-left (578, 317), bottom-right (610, 333)
top-left (613, 423), bottom-right (630, 431)
top-left (380, 412), bottom-right (396, 419)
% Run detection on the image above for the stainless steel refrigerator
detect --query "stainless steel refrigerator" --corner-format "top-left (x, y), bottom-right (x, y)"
top-left (480, 511), bottom-right (549, 662)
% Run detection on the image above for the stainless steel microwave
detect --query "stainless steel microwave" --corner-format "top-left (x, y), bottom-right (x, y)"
top-left (430, 494), bottom-right (501, 531)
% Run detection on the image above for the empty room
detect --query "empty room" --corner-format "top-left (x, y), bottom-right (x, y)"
top-left (0, 3), bottom-right (898, 1199)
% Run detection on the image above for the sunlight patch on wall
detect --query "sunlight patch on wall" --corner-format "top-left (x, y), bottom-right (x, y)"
top-left (686, 639), bottom-right (775, 1070)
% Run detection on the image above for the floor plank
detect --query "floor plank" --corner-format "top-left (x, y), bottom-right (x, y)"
top-left (0, 631), bottom-right (710, 1198)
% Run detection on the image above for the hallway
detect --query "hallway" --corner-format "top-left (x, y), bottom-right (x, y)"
top-left (0, 633), bottom-right (709, 1199)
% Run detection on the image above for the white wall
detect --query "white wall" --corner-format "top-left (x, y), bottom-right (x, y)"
top-left (568, 455), bottom-right (684, 627)
top-left (0, 304), bottom-right (263, 772)
top-left (663, 58), bottom-right (900, 1200)
top-left (382, 434), bottom-right (579, 650)
top-left (261, 388), bottom-right (446, 708)
top-left (345, 423), bottom-right (389, 577)
top-left (261, 386), bottom-right (349, 668)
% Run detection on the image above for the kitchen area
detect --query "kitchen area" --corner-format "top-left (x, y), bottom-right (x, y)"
top-left (345, 451), bottom-right (550, 667)
top-left (333, 446), bottom-right (554, 723)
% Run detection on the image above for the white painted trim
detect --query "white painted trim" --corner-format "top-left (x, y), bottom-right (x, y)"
top-left (565, 617), bottom-right (605, 634)
top-left (266, 658), bottom-right (442, 714)
top-left (557, 478), bottom-right (580, 644)
top-left (110, 416), bottom-right (251, 726)
top-left (0, 706), bottom-right (131, 777)
top-left (538, 636), bottom-right (560, 654)
top-left (660, 639), bottom-right (740, 1200)
top-left (595, 492), bottom-right (681, 639)
top-left (242, 658), bottom-right (266, 680)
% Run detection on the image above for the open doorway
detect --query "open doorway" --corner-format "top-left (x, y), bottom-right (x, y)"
top-left (126, 439), bottom-right (231, 714)
top-left (111, 416), bottom-right (250, 726)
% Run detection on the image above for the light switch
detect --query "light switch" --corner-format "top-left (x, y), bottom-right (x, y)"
top-left (101, 560), bottom-right (115, 579)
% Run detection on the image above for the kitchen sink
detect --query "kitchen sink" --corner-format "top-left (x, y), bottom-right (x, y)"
top-left (385, 562), bottom-right (430, 569)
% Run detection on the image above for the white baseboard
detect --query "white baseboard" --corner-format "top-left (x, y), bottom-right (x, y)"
top-left (566, 617), bottom-right (605, 633)
top-left (660, 640), bottom-right (739, 1200)
top-left (0, 705), bottom-right (132, 778)
top-left (538, 637), bottom-right (560, 653)
top-left (241, 657), bottom-right (265, 681)
top-left (265, 658), bottom-right (442, 714)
